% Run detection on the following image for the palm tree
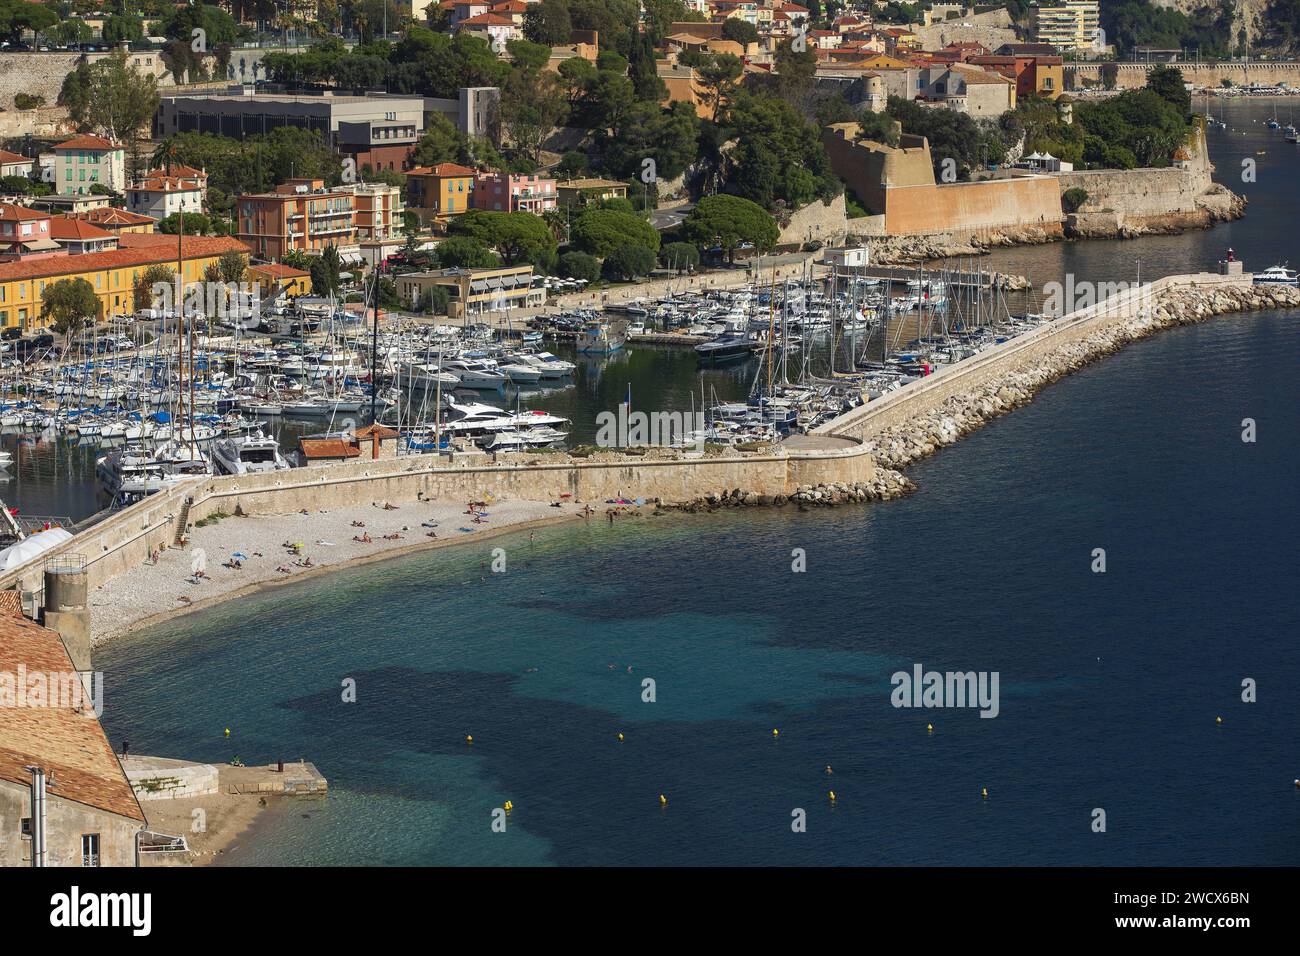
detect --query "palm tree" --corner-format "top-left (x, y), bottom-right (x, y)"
top-left (151, 137), bottom-right (179, 176)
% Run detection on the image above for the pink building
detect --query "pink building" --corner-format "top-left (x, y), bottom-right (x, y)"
top-left (472, 172), bottom-right (557, 214)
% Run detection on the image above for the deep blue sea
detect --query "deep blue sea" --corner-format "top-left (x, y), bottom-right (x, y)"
top-left (94, 98), bottom-right (1300, 866)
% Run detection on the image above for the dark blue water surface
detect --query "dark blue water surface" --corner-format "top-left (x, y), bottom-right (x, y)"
top-left (93, 97), bottom-right (1300, 866)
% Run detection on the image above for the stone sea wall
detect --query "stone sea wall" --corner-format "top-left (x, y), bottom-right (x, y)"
top-left (826, 278), bottom-right (1299, 469)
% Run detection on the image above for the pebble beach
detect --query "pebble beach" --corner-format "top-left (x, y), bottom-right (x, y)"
top-left (88, 495), bottom-right (586, 645)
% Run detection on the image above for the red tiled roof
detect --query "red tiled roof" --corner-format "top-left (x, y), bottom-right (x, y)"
top-left (0, 235), bottom-right (248, 283)
top-left (0, 203), bottom-right (49, 222)
top-left (0, 614), bottom-right (146, 823)
top-left (0, 150), bottom-right (33, 166)
top-left (53, 134), bottom-right (122, 152)
top-left (249, 262), bottom-right (309, 278)
top-left (129, 176), bottom-right (204, 194)
top-left (409, 163), bottom-right (477, 177)
top-left (460, 12), bottom-right (513, 25)
top-left (299, 438), bottom-right (360, 459)
top-left (49, 217), bottom-right (115, 241)
top-left (73, 207), bottom-right (157, 228)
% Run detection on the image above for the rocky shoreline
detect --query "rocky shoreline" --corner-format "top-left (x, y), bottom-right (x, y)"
top-left (1066, 186), bottom-right (1247, 240)
top-left (862, 282), bottom-right (1299, 471)
top-left (660, 471), bottom-right (916, 513)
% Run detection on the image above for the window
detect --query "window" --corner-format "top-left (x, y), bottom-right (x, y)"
top-left (81, 833), bottom-right (100, 867)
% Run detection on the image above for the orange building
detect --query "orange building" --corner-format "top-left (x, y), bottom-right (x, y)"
top-left (236, 179), bottom-right (356, 260)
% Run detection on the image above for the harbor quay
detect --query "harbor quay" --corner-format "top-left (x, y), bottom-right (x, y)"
top-left (1, 271), bottom-right (1285, 623)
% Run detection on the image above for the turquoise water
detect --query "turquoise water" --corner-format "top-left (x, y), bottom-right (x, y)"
top-left (97, 307), bottom-right (1300, 865)
top-left (93, 97), bottom-right (1300, 865)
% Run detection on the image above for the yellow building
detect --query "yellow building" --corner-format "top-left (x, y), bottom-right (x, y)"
top-left (249, 262), bottom-right (313, 300)
top-left (0, 234), bottom-right (251, 330)
top-left (406, 163), bottom-right (477, 225)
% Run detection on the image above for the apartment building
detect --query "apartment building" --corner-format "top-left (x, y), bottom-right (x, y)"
top-left (52, 135), bottom-right (126, 196)
top-left (394, 264), bottom-right (543, 318)
top-left (236, 178), bottom-right (404, 258)
top-left (472, 172), bottom-right (557, 214)
top-left (237, 178), bottom-right (357, 260)
top-left (346, 182), bottom-right (404, 242)
top-left (1032, 1), bottom-right (1101, 54)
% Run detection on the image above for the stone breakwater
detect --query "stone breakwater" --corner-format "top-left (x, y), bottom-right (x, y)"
top-left (661, 470), bottom-right (915, 512)
top-left (862, 282), bottom-right (1300, 470)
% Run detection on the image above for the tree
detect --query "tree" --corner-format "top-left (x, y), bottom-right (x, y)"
top-left (311, 245), bottom-right (343, 297)
top-left (134, 265), bottom-right (176, 315)
top-left (447, 210), bottom-right (558, 268)
top-left (160, 212), bottom-right (213, 235)
top-left (0, 0), bottom-right (57, 45)
top-left (720, 18), bottom-right (759, 47)
top-left (41, 278), bottom-right (99, 335)
top-left (570, 209), bottom-right (660, 257)
top-left (1145, 64), bottom-right (1191, 117)
top-left (103, 13), bottom-right (146, 46)
top-left (696, 53), bottom-right (743, 121)
top-left (626, 23), bottom-right (665, 102)
top-left (557, 150), bottom-right (588, 177)
top-left (558, 250), bottom-right (600, 281)
top-left (411, 113), bottom-right (472, 168)
top-left (499, 69), bottom-right (567, 168)
top-left (507, 38), bottom-right (553, 73)
top-left (58, 51), bottom-right (160, 145)
top-left (725, 93), bottom-right (841, 209)
top-left (682, 194), bottom-right (778, 263)
top-left (598, 101), bottom-right (699, 183)
top-left (434, 235), bottom-right (500, 269)
top-left (217, 250), bottom-right (248, 284)
top-left (601, 244), bottom-right (656, 281)
top-left (523, 0), bottom-right (573, 45)
top-left (658, 241), bottom-right (700, 273)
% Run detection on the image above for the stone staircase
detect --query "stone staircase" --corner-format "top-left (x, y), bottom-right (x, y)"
top-left (173, 497), bottom-right (193, 547)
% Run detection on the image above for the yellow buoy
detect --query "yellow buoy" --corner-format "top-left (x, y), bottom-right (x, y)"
top-left (466, 734), bottom-right (473, 744)
top-left (617, 732), bottom-right (624, 742)
top-left (772, 728), bottom-right (779, 737)
top-left (503, 800), bottom-right (513, 812)
top-left (659, 794), bottom-right (668, 806)
top-left (927, 723), bottom-right (933, 733)
top-left (828, 790), bottom-right (836, 802)
top-left (224, 728), bottom-right (231, 738)
top-left (1216, 716), bottom-right (1223, 725)
top-left (982, 787), bottom-right (989, 799)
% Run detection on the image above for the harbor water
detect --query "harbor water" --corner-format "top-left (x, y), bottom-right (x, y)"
top-left (85, 96), bottom-right (1300, 865)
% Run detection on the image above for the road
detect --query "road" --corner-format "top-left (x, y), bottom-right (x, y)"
top-left (650, 203), bottom-right (693, 231)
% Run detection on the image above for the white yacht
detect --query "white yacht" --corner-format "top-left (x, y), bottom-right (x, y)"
top-left (443, 359), bottom-right (507, 389)
top-left (1253, 265), bottom-right (1299, 287)
top-left (396, 362), bottom-right (459, 391)
top-left (481, 427), bottom-right (568, 452)
top-left (212, 429), bottom-right (291, 475)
